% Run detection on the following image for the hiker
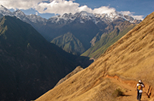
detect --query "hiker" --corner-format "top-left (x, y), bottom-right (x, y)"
top-left (137, 80), bottom-right (145, 101)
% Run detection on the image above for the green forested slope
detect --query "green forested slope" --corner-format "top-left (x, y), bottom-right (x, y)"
top-left (51, 32), bottom-right (85, 55)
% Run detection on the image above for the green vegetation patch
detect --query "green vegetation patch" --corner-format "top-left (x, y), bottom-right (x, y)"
top-left (82, 24), bottom-right (135, 59)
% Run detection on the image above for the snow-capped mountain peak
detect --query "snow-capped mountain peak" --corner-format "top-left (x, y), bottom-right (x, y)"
top-left (0, 5), bottom-right (7, 11)
top-left (0, 5), bottom-right (13, 16)
top-left (79, 11), bottom-right (94, 17)
top-left (47, 10), bottom-right (140, 25)
top-left (12, 10), bottom-right (30, 22)
top-left (48, 11), bottom-right (97, 24)
top-left (0, 5), bottom-right (141, 25)
top-left (48, 13), bottom-right (77, 24)
top-left (106, 11), bottom-right (119, 19)
top-left (13, 10), bottom-right (26, 17)
top-left (26, 14), bottom-right (47, 23)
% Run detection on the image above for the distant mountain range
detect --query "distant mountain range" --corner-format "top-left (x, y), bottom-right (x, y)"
top-left (0, 5), bottom-right (140, 24)
top-left (0, 16), bottom-right (92, 101)
top-left (0, 5), bottom-right (141, 56)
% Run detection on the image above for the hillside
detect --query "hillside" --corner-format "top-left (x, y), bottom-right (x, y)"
top-left (0, 16), bottom-right (92, 101)
top-left (55, 66), bottom-right (83, 86)
top-left (49, 17), bottom-right (139, 55)
top-left (49, 18), bottom-right (100, 54)
top-left (81, 21), bottom-right (136, 58)
top-left (51, 32), bottom-right (85, 55)
top-left (35, 12), bottom-right (154, 101)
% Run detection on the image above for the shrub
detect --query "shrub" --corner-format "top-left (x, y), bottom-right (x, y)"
top-left (112, 88), bottom-right (124, 97)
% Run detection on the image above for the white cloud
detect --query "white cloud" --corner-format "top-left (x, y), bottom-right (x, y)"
top-left (0, 0), bottom-right (111, 15)
top-left (120, 11), bottom-right (144, 20)
top-left (35, 0), bottom-right (116, 15)
top-left (0, 0), bottom-right (46, 10)
top-left (36, 12), bottom-right (38, 15)
top-left (35, 0), bottom-right (80, 14)
top-left (120, 11), bottom-right (132, 15)
top-left (131, 15), bottom-right (144, 20)
top-left (0, 0), bottom-right (143, 20)
top-left (93, 6), bottom-right (116, 14)
top-left (77, 5), bottom-right (92, 13)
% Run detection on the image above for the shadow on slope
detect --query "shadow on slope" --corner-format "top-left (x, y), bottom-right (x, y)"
top-left (0, 16), bottom-right (93, 101)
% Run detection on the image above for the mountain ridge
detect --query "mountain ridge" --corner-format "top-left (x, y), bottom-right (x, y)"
top-left (0, 5), bottom-right (141, 23)
top-left (81, 21), bottom-right (136, 58)
top-left (0, 5), bottom-right (141, 56)
top-left (51, 32), bottom-right (85, 55)
top-left (0, 16), bottom-right (93, 101)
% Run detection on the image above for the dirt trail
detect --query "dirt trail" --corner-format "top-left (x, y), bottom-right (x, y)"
top-left (105, 75), bottom-right (150, 101)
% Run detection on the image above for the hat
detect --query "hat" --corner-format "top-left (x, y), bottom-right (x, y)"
top-left (139, 80), bottom-right (142, 83)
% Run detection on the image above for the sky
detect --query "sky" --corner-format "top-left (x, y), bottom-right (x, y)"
top-left (0, 0), bottom-right (153, 20)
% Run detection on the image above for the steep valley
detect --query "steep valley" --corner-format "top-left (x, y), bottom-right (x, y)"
top-left (0, 5), bottom-right (153, 101)
top-left (36, 12), bottom-right (154, 101)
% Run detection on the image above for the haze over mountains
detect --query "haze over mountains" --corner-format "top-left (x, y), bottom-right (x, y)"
top-left (0, 5), bottom-right (141, 55)
top-left (36, 11), bottom-right (154, 101)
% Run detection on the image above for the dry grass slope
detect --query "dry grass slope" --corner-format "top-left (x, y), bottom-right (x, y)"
top-left (35, 12), bottom-right (154, 101)
top-left (55, 66), bottom-right (83, 86)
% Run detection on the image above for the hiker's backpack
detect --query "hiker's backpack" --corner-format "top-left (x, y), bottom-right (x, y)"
top-left (138, 84), bottom-right (142, 90)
